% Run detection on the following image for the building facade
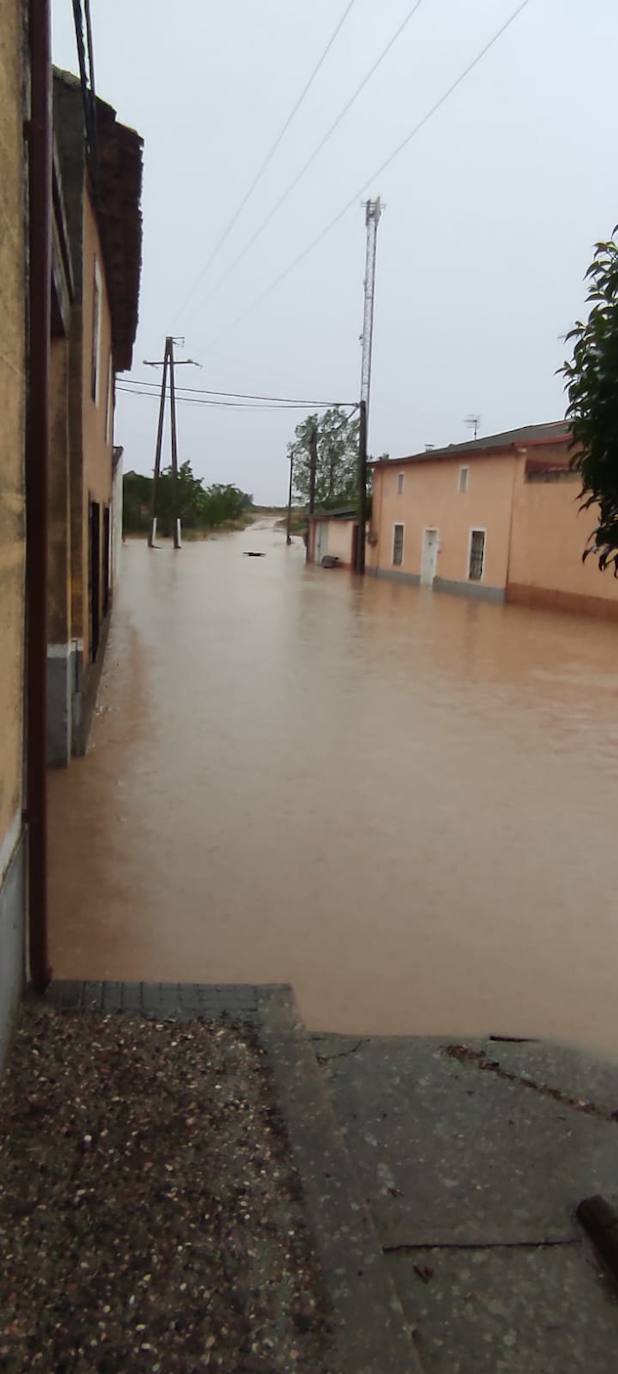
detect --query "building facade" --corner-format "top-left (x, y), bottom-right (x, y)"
top-left (369, 422), bottom-right (618, 619)
top-left (48, 71), bottom-right (142, 763)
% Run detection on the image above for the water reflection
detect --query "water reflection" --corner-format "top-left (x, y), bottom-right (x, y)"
top-left (49, 525), bottom-right (618, 1056)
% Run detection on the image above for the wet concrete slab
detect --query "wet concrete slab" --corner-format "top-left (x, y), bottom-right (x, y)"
top-left (387, 1244), bottom-right (618, 1374)
top-left (316, 1033), bottom-right (618, 1369)
top-left (316, 1035), bottom-right (618, 1245)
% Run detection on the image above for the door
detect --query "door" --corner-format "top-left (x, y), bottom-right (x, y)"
top-left (89, 500), bottom-right (101, 661)
top-left (421, 528), bottom-right (439, 586)
top-left (316, 522), bottom-right (327, 563)
top-left (102, 505), bottom-right (111, 617)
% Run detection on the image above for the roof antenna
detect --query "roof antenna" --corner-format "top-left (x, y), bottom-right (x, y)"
top-left (465, 413), bottom-right (481, 441)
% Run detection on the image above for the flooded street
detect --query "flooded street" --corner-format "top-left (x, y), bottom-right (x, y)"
top-left (49, 523), bottom-right (618, 1056)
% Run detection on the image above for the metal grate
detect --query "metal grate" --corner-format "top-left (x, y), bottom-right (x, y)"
top-left (469, 528), bottom-right (485, 580)
top-left (392, 524), bottom-right (404, 566)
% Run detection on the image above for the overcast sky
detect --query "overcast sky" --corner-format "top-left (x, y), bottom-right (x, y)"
top-left (52, 1), bottom-right (617, 503)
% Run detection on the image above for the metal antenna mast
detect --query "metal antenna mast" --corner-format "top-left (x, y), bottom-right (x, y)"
top-left (356, 196), bottom-right (382, 574)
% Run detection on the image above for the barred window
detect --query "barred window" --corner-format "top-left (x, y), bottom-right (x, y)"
top-left (393, 524), bottom-right (404, 566)
top-left (468, 529), bottom-right (485, 581)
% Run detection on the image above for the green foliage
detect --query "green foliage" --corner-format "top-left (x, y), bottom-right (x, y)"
top-left (123, 463), bottom-right (253, 535)
top-left (562, 227), bottom-right (618, 573)
top-left (122, 471), bottom-right (151, 533)
top-left (288, 407), bottom-right (360, 509)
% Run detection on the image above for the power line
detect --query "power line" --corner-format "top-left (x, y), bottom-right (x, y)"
top-left (183, 0), bottom-right (425, 329)
top-left (116, 386), bottom-right (355, 412)
top-left (119, 377), bottom-right (357, 405)
top-left (173, 0), bottom-right (357, 324)
top-left (206, 0), bottom-right (531, 348)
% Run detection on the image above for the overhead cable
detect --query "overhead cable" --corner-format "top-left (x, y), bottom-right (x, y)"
top-left (119, 377), bottom-right (357, 405)
top-left (173, 0), bottom-right (357, 323)
top-left (183, 0), bottom-right (425, 328)
top-left (116, 386), bottom-right (355, 412)
top-left (206, 0), bottom-right (531, 347)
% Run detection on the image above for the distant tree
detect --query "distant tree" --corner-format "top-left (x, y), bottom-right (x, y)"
top-left (122, 470), bottom-right (152, 533)
top-left (123, 462), bottom-right (253, 535)
top-left (288, 407), bottom-right (360, 509)
top-left (562, 227), bottom-right (618, 573)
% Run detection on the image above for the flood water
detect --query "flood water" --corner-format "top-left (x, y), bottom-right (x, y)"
top-left (49, 523), bottom-right (618, 1056)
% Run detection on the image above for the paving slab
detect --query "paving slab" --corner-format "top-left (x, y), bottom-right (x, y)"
top-left (317, 1032), bottom-right (618, 1371)
top-left (387, 1243), bottom-right (618, 1374)
top-left (319, 1035), bottom-right (618, 1245)
top-left (472, 1034), bottom-right (618, 1120)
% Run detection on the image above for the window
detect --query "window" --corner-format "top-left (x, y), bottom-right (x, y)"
top-left (458, 465), bottom-right (469, 493)
top-left (392, 523), bottom-right (404, 566)
top-left (105, 359), bottom-right (114, 443)
top-left (91, 260), bottom-right (102, 403)
top-left (397, 472), bottom-right (405, 495)
top-left (468, 529), bottom-right (485, 581)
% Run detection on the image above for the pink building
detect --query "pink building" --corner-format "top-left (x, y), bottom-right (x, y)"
top-left (369, 422), bottom-right (618, 620)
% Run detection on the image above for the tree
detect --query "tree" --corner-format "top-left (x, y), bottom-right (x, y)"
top-left (123, 462), bottom-right (253, 535)
top-left (562, 227), bottom-right (618, 573)
top-left (288, 407), bottom-right (360, 509)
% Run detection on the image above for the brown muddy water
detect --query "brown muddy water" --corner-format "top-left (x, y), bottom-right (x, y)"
top-left (49, 523), bottom-right (618, 1055)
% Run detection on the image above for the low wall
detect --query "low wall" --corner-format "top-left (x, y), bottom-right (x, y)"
top-left (507, 583), bottom-right (618, 620)
top-left (508, 474), bottom-right (618, 616)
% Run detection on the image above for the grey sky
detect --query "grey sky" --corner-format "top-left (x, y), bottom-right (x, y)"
top-left (52, 1), bottom-right (617, 503)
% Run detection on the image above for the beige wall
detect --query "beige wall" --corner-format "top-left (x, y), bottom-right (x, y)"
top-left (508, 473), bottom-right (618, 616)
top-left (74, 186), bottom-right (113, 660)
top-left (0, 0), bottom-right (26, 852)
top-left (48, 338), bottom-right (71, 645)
top-left (371, 452), bottom-right (521, 590)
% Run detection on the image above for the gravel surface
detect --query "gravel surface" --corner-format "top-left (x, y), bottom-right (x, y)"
top-left (0, 1003), bottom-right (334, 1372)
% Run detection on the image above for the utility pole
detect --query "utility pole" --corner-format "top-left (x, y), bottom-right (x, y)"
top-left (306, 417), bottom-right (318, 563)
top-left (148, 338), bottom-right (169, 547)
top-left (144, 337), bottom-right (201, 548)
top-left (168, 337), bottom-right (181, 549)
top-left (285, 450), bottom-right (294, 545)
top-left (356, 196), bottom-right (382, 574)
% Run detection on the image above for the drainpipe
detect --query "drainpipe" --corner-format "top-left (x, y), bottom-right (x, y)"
top-left (24, 0), bottom-right (52, 992)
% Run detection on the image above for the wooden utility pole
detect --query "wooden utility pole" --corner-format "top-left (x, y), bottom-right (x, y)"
top-left (306, 418), bottom-right (318, 563)
top-left (148, 338), bottom-right (170, 547)
top-left (356, 196), bottom-right (382, 574)
top-left (168, 337), bottom-right (181, 549)
top-left (285, 450), bottom-right (294, 545)
top-left (144, 337), bottom-right (201, 548)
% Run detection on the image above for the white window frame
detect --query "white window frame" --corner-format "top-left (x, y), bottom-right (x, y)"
top-left (392, 522), bottom-right (405, 567)
top-left (458, 465), bottom-right (469, 494)
top-left (397, 471), bottom-right (405, 495)
top-left (91, 258), bottom-right (102, 405)
top-left (468, 527), bottom-right (486, 582)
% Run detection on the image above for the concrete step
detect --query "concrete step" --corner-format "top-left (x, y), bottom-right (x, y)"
top-left (259, 990), bottom-right (422, 1374)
